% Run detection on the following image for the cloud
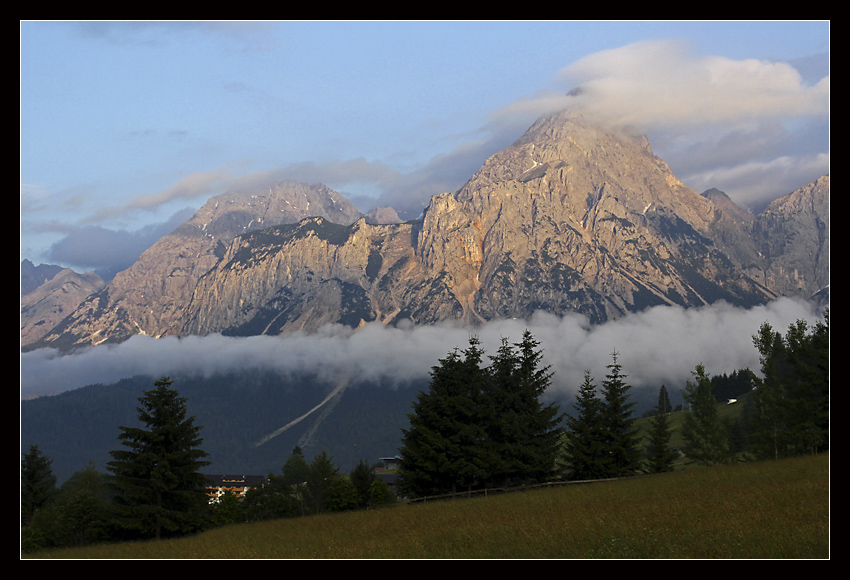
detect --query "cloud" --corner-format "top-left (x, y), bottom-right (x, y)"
top-left (558, 39), bottom-right (828, 132)
top-left (41, 208), bottom-right (194, 275)
top-left (82, 169), bottom-right (242, 224)
top-left (21, 297), bottom-right (823, 400)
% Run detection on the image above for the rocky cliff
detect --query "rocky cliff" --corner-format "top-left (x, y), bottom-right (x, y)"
top-left (29, 181), bottom-right (363, 350)
top-left (20, 266), bottom-right (105, 345)
top-left (25, 108), bottom-right (829, 350)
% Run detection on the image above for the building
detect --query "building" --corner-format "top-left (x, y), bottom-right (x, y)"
top-left (204, 474), bottom-right (267, 504)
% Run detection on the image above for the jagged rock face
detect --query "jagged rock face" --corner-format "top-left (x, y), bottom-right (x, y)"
top-left (27, 109), bottom-right (828, 348)
top-left (28, 181), bottom-right (363, 349)
top-left (20, 267), bottom-right (105, 345)
top-left (414, 109), bottom-right (775, 324)
top-left (176, 110), bottom-right (798, 337)
top-left (748, 176), bottom-right (829, 299)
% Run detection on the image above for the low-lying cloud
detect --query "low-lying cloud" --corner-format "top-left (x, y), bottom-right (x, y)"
top-left (21, 297), bottom-right (823, 401)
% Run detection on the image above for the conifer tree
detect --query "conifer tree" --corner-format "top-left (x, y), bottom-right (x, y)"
top-left (746, 311), bottom-right (830, 459)
top-left (398, 337), bottom-right (491, 497)
top-left (682, 364), bottom-right (728, 466)
top-left (483, 331), bottom-right (563, 487)
top-left (657, 384), bottom-right (672, 415)
top-left (646, 389), bottom-right (677, 473)
top-left (514, 330), bottom-right (564, 482)
top-left (21, 444), bottom-right (57, 526)
top-left (563, 371), bottom-right (608, 480)
top-left (598, 352), bottom-right (641, 478)
top-left (106, 377), bottom-right (210, 540)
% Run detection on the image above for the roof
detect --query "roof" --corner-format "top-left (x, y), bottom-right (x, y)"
top-left (204, 474), bottom-right (267, 486)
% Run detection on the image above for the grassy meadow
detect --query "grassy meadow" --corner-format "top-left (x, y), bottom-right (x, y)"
top-left (25, 452), bottom-right (828, 559)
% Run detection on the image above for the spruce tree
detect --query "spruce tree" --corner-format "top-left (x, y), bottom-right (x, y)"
top-left (563, 371), bottom-right (608, 480)
top-left (514, 330), bottom-right (564, 483)
top-left (106, 377), bottom-right (210, 540)
top-left (598, 352), bottom-right (641, 478)
top-left (746, 312), bottom-right (830, 459)
top-left (398, 338), bottom-right (491, 497)
top-left (21, 444), bottom-right (57, 526)
top-left (646, 390), bottom-right (677, 473)
top-left (482, 332), bottom-right (562, 487)
top-left (657, 384), bottom-right (672, 415)
top-left (682, 364), bottom-right (728, 466)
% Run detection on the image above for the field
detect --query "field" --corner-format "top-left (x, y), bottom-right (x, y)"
top-left (25, 452), bottom-right (829, 559)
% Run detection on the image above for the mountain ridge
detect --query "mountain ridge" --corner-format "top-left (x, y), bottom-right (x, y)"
top-left (23, 108), bottom-right (829, 351)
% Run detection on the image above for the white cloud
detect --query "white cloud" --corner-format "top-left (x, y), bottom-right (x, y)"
top-left (557, 39), bottom-right (828, 132)
top-left (21, 298), bottom-right (822, 400)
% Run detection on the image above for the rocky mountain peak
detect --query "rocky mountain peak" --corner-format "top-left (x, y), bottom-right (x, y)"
top-left (24, 109), bottom-right (829, 350)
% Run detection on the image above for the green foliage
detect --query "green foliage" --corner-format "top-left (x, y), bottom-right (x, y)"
top-left (369, 477), bottom-right (396, 506)
top-left (645, 393), bottom-right (677, 474)
top-left (241, 472), bottom-right (299, 521)
top-left (106, 377), bottom-right (211, 540)
top-left (22, 462), bottom-right (114, 552)
top-left (349, 460), bottom-right (376, 508)
top-left (743, 310), bottom-right (829, 459)
top-left (398, 331), bottom-right (563, 497)
top-left (209, 489), bottom-right (244, 527)
top-left (26, 454), bottom-right (829, 559)
top-left (21, 444), bottom-right (57, 526)
top-left (682, 364), bottom-right (729, 466)
top-left (597, 352), bottom-right (642, 478)
top-left (562, 371), bottom-right (608, 480)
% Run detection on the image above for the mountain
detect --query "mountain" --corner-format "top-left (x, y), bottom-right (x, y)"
top-left (26, 181), bottom-right (363, 350)
top-left (20, 266), bottom-right (105, 345)
top-left (24, 108), bottom-right (828, 350)
top-left (21, 259), bottom-right (65, 296)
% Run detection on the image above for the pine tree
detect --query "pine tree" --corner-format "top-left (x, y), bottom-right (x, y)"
top-left (349, 459), bottom-right (376, 508)
top-left (514, 330), bottom-right (564, 483)
top-left (21, 444), bottom-right (57, 526)
top-left (682, 364), bottom-right (728, 466)
top-left (563, 371), bottom-right (608, 480)
top-left (106, 377), bottom-right (210, 540)
top-left (747, 323), bottom-right (791, 459)
top-left (646, 389), bottom-right (677, 473)
top-left (482, 331), bottom-right (563, 487)
top-left (398, 338), bottom-right (492, 497)
top-left (746, 311), bottom-right (830, 459)
top-left (598, 352), bottom-right (641, 478)
top-left (657, 384), bottom-right (672, 415)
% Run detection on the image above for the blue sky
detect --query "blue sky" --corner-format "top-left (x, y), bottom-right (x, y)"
top-left (20, 20), bottom-right (829, 276)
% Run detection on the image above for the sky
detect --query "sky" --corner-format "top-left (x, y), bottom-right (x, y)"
top-left (20, 21), bottom-right (829, 401)
top-left (21, 20), bottom-right (829, 276)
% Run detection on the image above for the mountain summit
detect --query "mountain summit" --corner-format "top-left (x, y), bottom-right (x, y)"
top-left (26, 108), bottom-right (828, 351)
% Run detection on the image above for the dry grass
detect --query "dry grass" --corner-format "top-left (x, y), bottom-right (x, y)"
top-left (26, 453), bottom-right (828, 559)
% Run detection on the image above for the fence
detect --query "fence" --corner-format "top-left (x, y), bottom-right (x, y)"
top-left (403, 476), bottom-right (623, 504)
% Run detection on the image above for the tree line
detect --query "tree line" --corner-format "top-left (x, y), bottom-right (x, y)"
top-left (21, 310), bottom-right (828, 552)
top-left (21, 378), bottom-right (396, 553)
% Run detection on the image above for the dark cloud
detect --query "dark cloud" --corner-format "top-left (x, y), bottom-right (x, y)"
top-left (43, 208), bottom-right (193, 277)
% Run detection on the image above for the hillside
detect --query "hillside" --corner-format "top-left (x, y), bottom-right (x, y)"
top-left (25, 453), bottom-right (829, 559)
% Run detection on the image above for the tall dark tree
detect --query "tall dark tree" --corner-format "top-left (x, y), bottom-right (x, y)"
top-left (302, 450), bottom-right (342, 514)
top-left (106, 377), bottom-right (210, 540)
top-left (398, 337), bottom-right (492, 497)
top-left (482, 331), bottom-right (563, 487)
top-left (598, 352), bottom-right (641, 478)
top-left (746, 322), bottom-right (789, 460)
top-left (21, 444), bottom-right (57, 526)
top-left (746, 311), bottom-right (829, 459)
top-left (657, 384), bottom-right (672, 415)
top-left (682, 364), bottom-right (728, 466)
top-left (646, 390), bottom-right (677, 474)
top-left (349, 459), bottom-right (376, 508)
top-left (562, 371), bottom-right (608, 480)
